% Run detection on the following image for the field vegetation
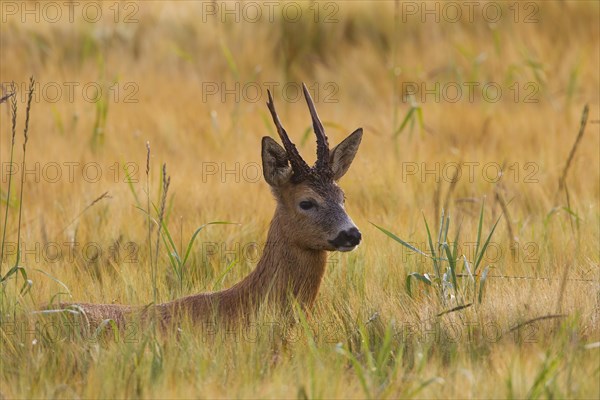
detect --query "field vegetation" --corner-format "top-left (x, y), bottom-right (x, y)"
top-left (0, 1), bottom-right (599, 398)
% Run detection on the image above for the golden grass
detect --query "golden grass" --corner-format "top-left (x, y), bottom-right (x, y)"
top-left (1, 1), bottom-right (599, 398)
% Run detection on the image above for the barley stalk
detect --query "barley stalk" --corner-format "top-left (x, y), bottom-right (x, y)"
top-left (153, 163), bottom-right (171, 304)
top-left (494, 171), bottom-right (516, 251)
top-left (55, 191), bottom-right (111, 236)
top-left (146, 142), bottom-right (154, 303)
top-left (0, 83), bottom-right (18, 273)
top-left (442, 165), bottom-right (460, 214)
top-left (557, 104), bottom-right (589, 198)
top-left (13, 77), bottom-right (35, 268)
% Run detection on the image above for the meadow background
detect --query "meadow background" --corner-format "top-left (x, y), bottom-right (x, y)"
top-left (0, 1), bottom-right (599, 398)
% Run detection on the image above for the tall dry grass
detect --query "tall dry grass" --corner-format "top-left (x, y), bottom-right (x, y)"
top-left (0, 1), bottom-right (599, 398)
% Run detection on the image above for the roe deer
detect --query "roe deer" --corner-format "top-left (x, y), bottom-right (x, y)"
top-left (55, 83), bottom-right (363, 328)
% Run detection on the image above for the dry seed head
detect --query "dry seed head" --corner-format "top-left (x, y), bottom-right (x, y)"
top-left (10, 82), bottom-right (17, 145)
top-left (146, 141), bottom-right (151, 176)
top-left (158, 163), bottom-right (171, 226)
top-left (0, 91), bottom-right (15, 104)
top-left (23, 76), bottom-right (35, 148)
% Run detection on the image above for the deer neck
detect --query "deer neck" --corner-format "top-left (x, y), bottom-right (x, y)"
top-left (229, 209), bottom-right (328, 311)
top-left (167, 210), bottom-right (328, 322)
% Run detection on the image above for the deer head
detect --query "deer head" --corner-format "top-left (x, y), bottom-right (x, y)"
top-left (261, 84), bottom-right (363, 252)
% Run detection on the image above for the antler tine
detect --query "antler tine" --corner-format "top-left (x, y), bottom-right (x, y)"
top-left (266, 90), bottom-right (310, 177)
top-left (302, 83), bottom-right (330, 174)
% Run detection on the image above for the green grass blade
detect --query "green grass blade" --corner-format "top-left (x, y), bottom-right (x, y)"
top-left (561, 206), bottom-right (581, 221)
top-left (473, 200), bottom-right (485, 271)
top-left (1, 265), bottom-right (27, 285)
top-left (393, 107), bottom-right (415, 137)
top-left (406, 377), bottom-right (443, 398)
top-left (437, 209), bottom-right (446, 245)
top-left (478, 266), bottom-right (491, 303)
top-left (123, 163), bottom-right (141, 208)
top-left (474, 215), bottom-right (502, 273)
top-left (359, 323), bottom-right (376, 375)
top-left (526, 353), bottom-right (561, 399)
top-left (443, 214), bottom-right (450, 245)
top-left (20, 278), bottom-right (32, 296)
top-left (422, 214), bottom-right (440, 279)
top-left (375, 322), bottom-right (395, 374)
top-left (415, 106), bottom-right (424, 131)
top-left (442, 243), bottom-right (458, 299)
top-left (182, 222), bottom-right (236, 266)
top-left (406, 272), bottom-right (432, 297)
top-left (370, 222), bottom-right (431, 258)
top-left (219, 39), bottom-right (239, 80)
top-left (32, 268), bottom-right (72, 297)
top-left (47, 291), bottom-right (71, 306)
top-left (335, 345), bottom-right (371, 398)
top-left (94, 318), bottom-right (119, 342)
top-left (211, 259), bottom-right (239, 291)
top-left (452, 222), bottom-right (462, 262)
top-left (160, 234), bottom-right (180, 280)
top-left (463, 255), bottom-right (474, 283)
top-left (160, 222), bottom-right (181, 265)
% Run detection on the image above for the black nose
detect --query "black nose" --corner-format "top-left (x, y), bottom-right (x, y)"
top-left (329, 227), bottom-right (362, 248)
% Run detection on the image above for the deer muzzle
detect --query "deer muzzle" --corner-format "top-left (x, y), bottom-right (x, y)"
top-left (329, 227), bottom-right (362, 252)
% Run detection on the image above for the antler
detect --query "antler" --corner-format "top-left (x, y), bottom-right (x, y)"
top-left (266, 90), bottom-right (311, 179)
top-left (266, 85), bottom-right (335, 182)
top-left (302, 83), bottom-right (332, 178)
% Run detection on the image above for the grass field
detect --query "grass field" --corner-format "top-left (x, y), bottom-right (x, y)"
top-left (1, 1), bottom-right (599, 398)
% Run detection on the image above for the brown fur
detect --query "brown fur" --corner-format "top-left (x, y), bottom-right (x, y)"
top-left (57, 200), bottom-right (328, 329)
top-left (54, 86), bottom-right (363, 331)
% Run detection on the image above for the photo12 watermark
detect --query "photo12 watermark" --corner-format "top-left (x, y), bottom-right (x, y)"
top-left (0, 317), bottom-right (542, 346)
top-left (201, 81), bottom-right (339, 104)
top-left (0, 239), bottom-right (342, 269)
top-left (199, 1), bottom-right (340, 24)
top-left (1, 1), bottom-right (140, 24)
top-left (399, 2), bottom-right (539, 24)
top-left (1, 240), bottom-right (140, 265)
top-left (400, 161), bottom-right (539, 184)
top-left (1, 161), bottom-right (140, 184)
top-left (401, 81), bottom-right (540, 104)
top-left (2, 81), bottom-right (139, 104)
top-left (398, 319), bottom-right (540, 344)
top-left (398, 240), bottom-right (540, 265)
top-left (200, 162), bottom-right (262, 184)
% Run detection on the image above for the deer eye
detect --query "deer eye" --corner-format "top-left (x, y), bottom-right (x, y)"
top-left (299, 200), bottom-right (316, 210)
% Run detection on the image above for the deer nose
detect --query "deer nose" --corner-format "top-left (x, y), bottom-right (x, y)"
top-left (345, 227), bottom-right (362, 246)
top-left (330, 227), bottom-right (362, 249)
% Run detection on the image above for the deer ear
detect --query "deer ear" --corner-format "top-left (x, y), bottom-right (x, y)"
top-left (330, 128), bottom-right (362, 181)
top-left (262, 136), bottom-right (292, 186)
